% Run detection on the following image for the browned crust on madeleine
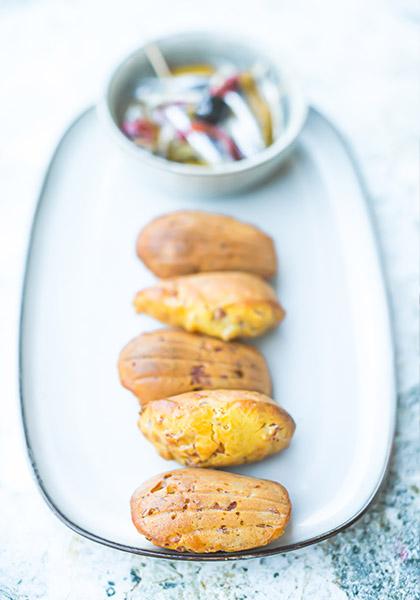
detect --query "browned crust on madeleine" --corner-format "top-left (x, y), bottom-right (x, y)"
top-left (137, 210), bottom-right (277, 279)
top-left (118, 329), bottom-right (271, 404)
top-left (131, 468), bottom-right (291, 553)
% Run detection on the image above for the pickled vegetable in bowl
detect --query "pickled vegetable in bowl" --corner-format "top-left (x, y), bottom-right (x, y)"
top-left (121, 62), bottom-right (283, 165)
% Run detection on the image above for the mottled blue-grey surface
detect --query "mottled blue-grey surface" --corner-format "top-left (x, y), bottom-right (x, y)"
top-left (326, 386), bottom-right (419, 600)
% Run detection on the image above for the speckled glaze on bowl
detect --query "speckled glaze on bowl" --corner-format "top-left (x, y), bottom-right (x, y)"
top-left (100, 32), bottom-right (307, 196)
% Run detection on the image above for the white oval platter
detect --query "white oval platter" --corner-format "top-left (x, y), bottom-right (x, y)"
top-left (19, 106), bottom-right (395, 561)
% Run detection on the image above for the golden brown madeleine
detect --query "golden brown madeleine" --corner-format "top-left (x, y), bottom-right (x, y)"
top-left (118, 329), bottom-right (271, 405)
top-left (130, 468), bottom-right (291, 553)
top-left (139, 389), bottom-right (295, 467)
top-left (136, 210), bottom-right (277, 279)
top-left (133, 272), bottom-right (284, 341)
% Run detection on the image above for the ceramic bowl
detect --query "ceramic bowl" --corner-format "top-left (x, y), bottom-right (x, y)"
top-left (100, 31), bottom-right (307, 196)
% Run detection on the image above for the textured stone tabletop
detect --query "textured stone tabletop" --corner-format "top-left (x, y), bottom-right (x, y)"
top-left (0, 0), bottom-right (418, 598)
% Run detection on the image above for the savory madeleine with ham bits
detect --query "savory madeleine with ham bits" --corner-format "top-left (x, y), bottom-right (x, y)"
top-left (130, 468), bottom-right (292, 553)
top-left (136, 210), bottom-right (277, 279)
top-left (133, 271), bottom-right (284, 341)
top-left (118, 329), bottom-right (271, 405)
top-left (138, 389), bottom-right (295, 467)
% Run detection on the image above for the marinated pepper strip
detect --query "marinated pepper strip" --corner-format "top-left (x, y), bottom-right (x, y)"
top-left (171, 64), bottom-right (216, 76)
top-left (191, 121), bottom-right (242, 160)
top-left (239, 72), bottom-right (273, 146)
top-left (122, 118), bottom-right (157, 140)
top-left (210, 75), bottom-right (239, 97)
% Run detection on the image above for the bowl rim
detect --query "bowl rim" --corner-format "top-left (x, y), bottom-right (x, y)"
top-left (100, 30), bottom-right (308, 177)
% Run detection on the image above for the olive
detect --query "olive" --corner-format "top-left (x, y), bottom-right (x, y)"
top-left (195, 95), bottom-right (229, 124)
